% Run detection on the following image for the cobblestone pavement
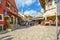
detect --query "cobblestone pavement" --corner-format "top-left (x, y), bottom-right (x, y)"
top-left (0, 25), bottom-right (60, 40)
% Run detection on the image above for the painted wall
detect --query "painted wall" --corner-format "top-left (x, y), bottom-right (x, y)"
top-left (0, 0), bottom-right (18, 25)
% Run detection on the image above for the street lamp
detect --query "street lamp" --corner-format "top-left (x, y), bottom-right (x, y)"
top-left (56, 0), bottom-right (60, 40)
top-left (56, 7), bottom-right (58, 40)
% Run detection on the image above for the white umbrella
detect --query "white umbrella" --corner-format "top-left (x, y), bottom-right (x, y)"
top-left (34, 14), bottom-right (43, 18)
top-left (18, 14), bottom-right (26, 21)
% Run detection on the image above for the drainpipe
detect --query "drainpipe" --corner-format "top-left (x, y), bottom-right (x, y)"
top-left (56, 0), bottom-right (59, 40)
top-left (56, 7), bottom-right (59, 40)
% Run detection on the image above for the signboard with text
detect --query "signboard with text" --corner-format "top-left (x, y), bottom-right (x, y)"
top-left (4, 11), bottom-right (8, 16)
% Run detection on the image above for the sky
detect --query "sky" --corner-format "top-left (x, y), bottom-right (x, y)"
top-left (15, 0), bottom-right (42, 16)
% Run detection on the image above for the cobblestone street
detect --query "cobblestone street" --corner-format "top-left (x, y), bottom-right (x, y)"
top-left (0, 25), bottom-right (60, 40)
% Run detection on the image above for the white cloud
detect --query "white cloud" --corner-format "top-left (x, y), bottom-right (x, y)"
top-left (38, 3), bottom-right (40, 6)
top-left (41, 8), bottom-right (44, 13)
top-left (18, 10), bottom-right (41, 16)
top-left (35, 0), bottom-right (40, 6)
top-left (15, 0), bottom-right (36, 7)
top-left (24, 10), bottom-right (38, 16)
top-left (18, 12), bottom-right (22, 14)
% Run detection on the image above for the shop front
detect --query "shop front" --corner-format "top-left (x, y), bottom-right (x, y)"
top-left (3, 9), bottom-right (19, 31)
top-left (6, 12), bottom-right (18, 30)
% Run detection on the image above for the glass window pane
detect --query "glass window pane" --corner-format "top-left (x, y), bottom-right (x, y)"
top-left (0, 26), bottom-right (2, 31)
top-left (0, 15), bottom-right (2, 20)
top-left (6, 2), bottom-right (11, 9)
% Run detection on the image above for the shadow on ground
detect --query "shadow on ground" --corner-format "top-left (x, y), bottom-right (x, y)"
top-left (59, 30), bottom-right (60, 34)
top-left (4, 37), bottom-right (13, 40)
top-left (0, 35), bottom-right (13, 40)
top-left (16, 25), bottom-right (34, 30)
top-left (0, 31), bottom-right (9, 35)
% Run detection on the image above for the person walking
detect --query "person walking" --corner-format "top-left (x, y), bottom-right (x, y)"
top-left (26, 21), bottom-right (28, 27)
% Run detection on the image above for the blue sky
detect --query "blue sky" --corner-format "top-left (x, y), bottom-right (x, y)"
top-left (15, 0), bottom-right (42, 16)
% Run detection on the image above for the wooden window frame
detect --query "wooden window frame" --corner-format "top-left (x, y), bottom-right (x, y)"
top-left (6, 2), bottom-right (11, 9)
top-left (0, 0), bottom-right (2, 4)
top-left (0, 14), bottom-right (4, 21)
top-left (0, 24), bottom-right (4, 31)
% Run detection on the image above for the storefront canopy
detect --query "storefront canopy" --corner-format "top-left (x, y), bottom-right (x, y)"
top-left (34, 14), bottom-right (43, 18)
top-left (30, 17), bottom-right (44, 21)
top-left (43, 8), bottom-right (56, 17)
top-left (18, 14), bottom-right (26, 21)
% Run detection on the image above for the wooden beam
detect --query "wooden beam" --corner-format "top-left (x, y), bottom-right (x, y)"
top-left (39, 0), bottom-right (52, 12)
top-left (39, 0), bottom-right (46, 10)
top-left (45, 7), bottom-right (56, 12)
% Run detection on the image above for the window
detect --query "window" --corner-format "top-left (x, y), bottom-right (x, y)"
top-left (0, 25), bottom-right (6, 31)
top-left (0, 15), bottom-right (2, 20)
top-left (47, 0), bottom-right (52, 7)
top-left (47, 1), bottom-right (52, 7)
top-left (0, 0), bottom-right (2, 4)
top-left (14, 9), bottom-right (17, 13)
top-left (0, 14), bottom-right (3, 21)
top-left (55, 0), bottom-right (57, 4)
top-left (6, 2), bottom-right (11, 9)
top-left (10, 17), bottom-right (13, 24)
top-left (0, 25), bottom-right (2, 31)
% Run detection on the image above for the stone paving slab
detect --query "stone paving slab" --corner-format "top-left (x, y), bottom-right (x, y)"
top-left (0, 25), bottom-right (60, 40)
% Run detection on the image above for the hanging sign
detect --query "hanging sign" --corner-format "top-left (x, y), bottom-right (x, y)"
top-left (4, 11), bottom-right (8, 16)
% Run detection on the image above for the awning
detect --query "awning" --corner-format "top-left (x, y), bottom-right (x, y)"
top-left (34, 14), bottom-right (43, 18)
top-left (30, 17), bottom-right (44, 20)
top-left (43, 8), bottom-right (56, 17)
top-left (18, 14), bottom-right (27, 21)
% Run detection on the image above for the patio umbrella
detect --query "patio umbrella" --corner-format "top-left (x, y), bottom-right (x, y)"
top-left (18, 14), bottom-right (26, 21)
top-left (34, 14), bottom-right (43, 18)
